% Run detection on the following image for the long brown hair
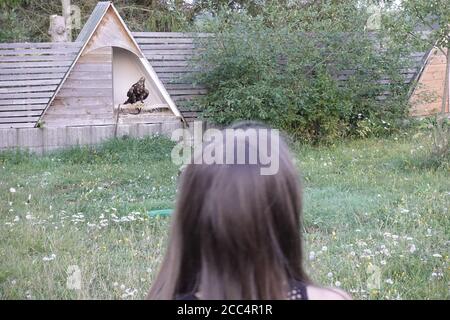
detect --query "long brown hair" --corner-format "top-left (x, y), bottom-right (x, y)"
top-left (148, 121), bottom-right (309, 299)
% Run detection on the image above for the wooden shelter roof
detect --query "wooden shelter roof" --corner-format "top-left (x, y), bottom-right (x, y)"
top-left (76, 1), bottom-right (110, 43)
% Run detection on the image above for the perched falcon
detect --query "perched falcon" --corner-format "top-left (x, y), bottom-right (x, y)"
top-left (124, 77), bottom-right (149, 105)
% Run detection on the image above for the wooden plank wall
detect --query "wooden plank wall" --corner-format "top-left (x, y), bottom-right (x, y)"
top-left (0, 42), bottom-right (82, 128)
top-left (0, 121), bottom-right (182, 154)
top-left (335, 52), bottom-right (427, 102)
top-left (134, 32), bottom-right (430, 117)
top-left (0, 33), bottom-right (432, 127)
top-left (41, 47), bottom-right (115, 127)
top-left (410, 48), bottom-right (448, 116)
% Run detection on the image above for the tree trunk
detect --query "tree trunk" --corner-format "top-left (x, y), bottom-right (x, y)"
top-left (440, 48), bottom-right (449, 115)
top-left (434, 45), bottom-right (449, 155)
top-left (62, 0), bottom-right (72, 41)
top-left (48, 15), bottom-right (68, 42)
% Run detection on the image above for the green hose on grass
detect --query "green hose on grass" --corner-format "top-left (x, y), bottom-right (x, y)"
top-left (148, 209), bottom-right (173, 217)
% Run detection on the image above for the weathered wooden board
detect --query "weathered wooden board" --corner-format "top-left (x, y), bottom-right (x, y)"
top-left (0, 73), bottom-right (66, 81)
top-left (0, 116), bottom-right (39, 123)
top-left (0, 67), bottom-right (69, 75)
top-left (57, 88), bottom-right (112, 97)
top-left (142, 49), bottom-right (196, 55)
top-left (0, 110), bottom-right (42, 117)
top-left (0, 104), bottom-right (47, 111)
top-left (42, 117), bottom-right (115, 127)
top-left (0, 61), bottom-right (73, 69)
top-left (139, 44), bottom-right (196, 50)
top-left (165, 89), bottom-right (207, 95)
top-left (132, 32), bottom-right (211, 38)
top-left (45, 105), bottom-right (113, 115)
top-left (67, 72), bottom-right (112, 81)
top-left (0, 79), bottom-right (61, 87)
top-left (62, 79), bottom-right (112, 89)
top-left (0, 42), bottom-right (83, 49)
top-left (0, 48), bottom-right (81, 56)
top-left (152, 66), bottom-right (198, 73)
top-left (171, 94), bottom-right (204, 101)
top-left (144, 54), bottom-right (195, 61)
top-left (0, 122), bottom-right (35, 128)
top-left (149, 60), bottom-right (190, 67)
top-left (0, 98), bottom-right (50, 106)
top-left (118, 114), bottom-right (178, 124)
top-left (138, 38), bottom-right (195, 45)
top-left (51, 97), bottom-right (112, 107)
top-left (0, 86), bottom-right (57, 93)
top-left (0, 92), bottom-right (54, 99)
top-left (71, 64), bottom-right (111, 72)
top-left (0, 55), bottom-right (77, 62)
top-left (164, 82), bottom-right (205, 88)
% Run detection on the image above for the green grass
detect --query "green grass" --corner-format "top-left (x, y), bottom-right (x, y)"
top-left (0, 131), bottom-right (448, 300)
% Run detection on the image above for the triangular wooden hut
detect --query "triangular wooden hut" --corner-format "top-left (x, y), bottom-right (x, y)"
top-left (409, 48), bottom-right (449, 116)
top-left (41, 1), bottom-right (183, 127)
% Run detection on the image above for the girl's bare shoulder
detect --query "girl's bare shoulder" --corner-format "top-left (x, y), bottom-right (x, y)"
top-left (306, 285), bottom-right (352, 300)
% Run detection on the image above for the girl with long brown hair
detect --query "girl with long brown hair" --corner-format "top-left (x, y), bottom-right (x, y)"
top-left (148, 121), bottom-right (351, 300)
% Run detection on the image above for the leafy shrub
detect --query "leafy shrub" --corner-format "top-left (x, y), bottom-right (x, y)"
top-left (190, 2), bottom-right (415, 143)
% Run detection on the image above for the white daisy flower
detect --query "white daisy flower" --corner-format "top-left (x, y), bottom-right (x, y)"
top-left (42, 254), bottom-right (56, 262)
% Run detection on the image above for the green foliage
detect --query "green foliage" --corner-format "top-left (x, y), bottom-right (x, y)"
top-left (0, 0), bottom-right (191, 42)
top-left (0, 6), bottom-right (29, 42)
top-left (0, 0), bottom-right (29, 7)
top-left (0, 0), bottom-right (276, 42)
top-left (191, 2), bottom-right (414, 143)
top-left (385, 0), bottom-right (450, 51)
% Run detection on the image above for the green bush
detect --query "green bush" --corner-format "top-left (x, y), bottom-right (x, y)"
top-left (191, 3), bottom-right (415, 143)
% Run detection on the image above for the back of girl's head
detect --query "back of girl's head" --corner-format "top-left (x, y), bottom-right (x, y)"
top-left (148, 121), bottom-right (308, 299)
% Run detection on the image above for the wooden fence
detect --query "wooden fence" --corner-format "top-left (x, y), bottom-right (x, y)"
top-left (0, 121), bottom-right (182, 155)
top-left (0, 42), bottom-right (83, 128)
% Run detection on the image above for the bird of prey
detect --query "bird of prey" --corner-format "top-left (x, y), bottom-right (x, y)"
top-left (124, 77), bottom-right (149, 105)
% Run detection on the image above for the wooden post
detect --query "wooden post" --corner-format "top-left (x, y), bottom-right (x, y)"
top-left (114, 104), bottom-right (121, 138)
top-left (48, 15), bottom-right (69, 42)
top-left (440, 47), bottom-right (449, 115)
top-left (62, 0), bottom-right (72, 41)
top-left (435, 41), bottom-right (449, 154)
top-left (445, 47), bottom-right (450, 112)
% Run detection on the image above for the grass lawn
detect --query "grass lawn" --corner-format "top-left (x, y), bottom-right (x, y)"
top-left (0, 129), bottom-right (448, 300)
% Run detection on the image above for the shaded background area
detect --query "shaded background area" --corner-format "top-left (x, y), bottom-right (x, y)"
top-left (0, 0), bottom-right (271, 42)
